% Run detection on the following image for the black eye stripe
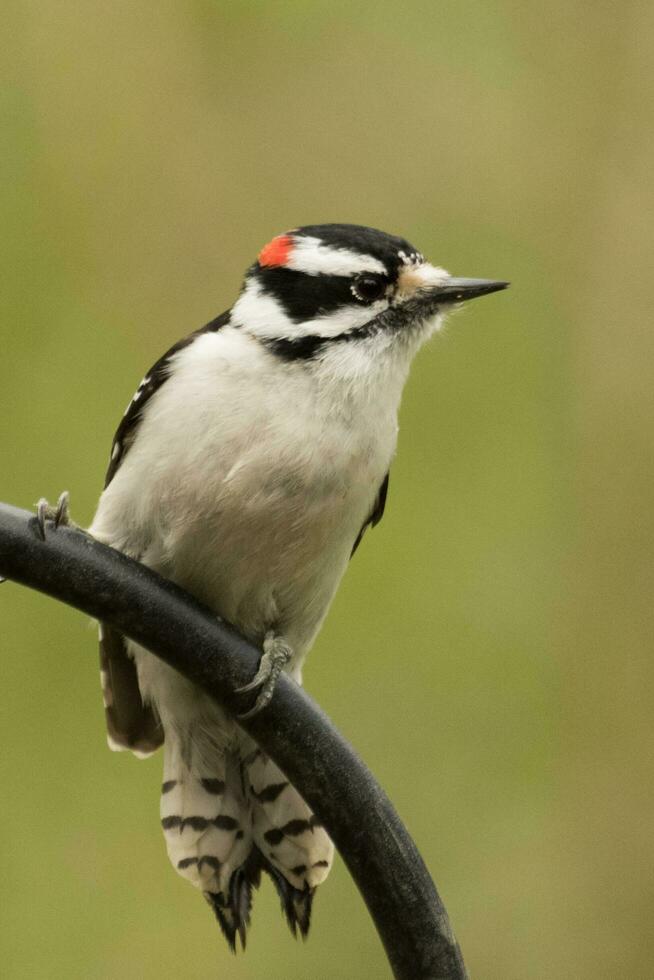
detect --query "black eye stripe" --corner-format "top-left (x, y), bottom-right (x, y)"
top-left (255, 266), bottom-right (354, 322)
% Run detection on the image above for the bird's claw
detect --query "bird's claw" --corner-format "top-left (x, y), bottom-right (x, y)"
top-left (35, 491), bottom-right (73, 541)
top-left (237, 633), bottom-right (292, 719)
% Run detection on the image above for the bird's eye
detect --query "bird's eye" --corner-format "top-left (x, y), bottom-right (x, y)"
top-left (351, 274), bottom-right (387, 304)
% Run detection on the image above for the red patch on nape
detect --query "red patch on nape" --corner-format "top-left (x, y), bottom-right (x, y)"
top-left (258, 234), bottom-right (293, 268)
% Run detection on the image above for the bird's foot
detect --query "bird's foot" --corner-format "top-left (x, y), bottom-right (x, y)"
top-left (237, 631), bottom-right (292, 719)
top-left (35, 491), bottom-right (75, 541)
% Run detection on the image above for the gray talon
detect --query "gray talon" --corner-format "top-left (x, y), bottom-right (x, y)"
top-left (36, 499), bottom-right (49, 540)
top-left (237, 632), bottom-right (292, 719)
top-left (54, 490), bottom-right (70, 528)
top-left (35, 491), bottom-right (74, 540)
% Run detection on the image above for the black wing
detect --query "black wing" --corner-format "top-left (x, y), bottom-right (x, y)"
top-left (105, 310), bottom-right (230, 487)
top-left (99, 311), bottom-right (229, 754)
top-left (100, 624), bottom-right (164, 754)
top-left (351, 471), bottom-right (389, 557)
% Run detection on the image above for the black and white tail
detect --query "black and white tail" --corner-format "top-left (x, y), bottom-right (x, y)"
top-left (98, 627), bottom-right (334, 948)
top-left (158, 731), bottom-right (334, 949)
top-left (160, 733), bottom-right (256, 948)
top-left (244, 743), bottom-right (334, 937)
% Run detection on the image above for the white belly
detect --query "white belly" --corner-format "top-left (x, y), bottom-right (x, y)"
top-left (91, 327), bottom-right (401, 663)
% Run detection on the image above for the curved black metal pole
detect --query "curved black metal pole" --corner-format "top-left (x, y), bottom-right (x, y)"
top-left (0, 502), bottom-right (467, 980)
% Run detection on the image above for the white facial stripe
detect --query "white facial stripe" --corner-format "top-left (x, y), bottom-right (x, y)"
top-left (232, 278), bottom-right (387, 342)
top-left (287, 236), bottom-right (387, 278)
top-left (231, 280), bottom-right (294, 338)
top-left (297, 301), bottom-right (387, 338)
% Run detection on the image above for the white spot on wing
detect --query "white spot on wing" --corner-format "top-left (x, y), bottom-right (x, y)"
top-left (107, 733), bottom-right (128, 752)
top-left (106, 732), bottom-right (157, 758)
top-left (123, 377), bottom-right (150, 415)
top-left (99, 668), bottom-right (113, 707)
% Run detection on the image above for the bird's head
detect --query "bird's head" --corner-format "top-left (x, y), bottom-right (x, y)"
top-left (231, 223), bottom-right (508, 363)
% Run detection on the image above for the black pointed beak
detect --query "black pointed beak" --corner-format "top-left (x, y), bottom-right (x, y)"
top-left (434, 277), bottom-right (509, 303)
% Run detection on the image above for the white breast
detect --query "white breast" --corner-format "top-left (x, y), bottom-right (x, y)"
top-left (91, 325), bottom-right (409, 659)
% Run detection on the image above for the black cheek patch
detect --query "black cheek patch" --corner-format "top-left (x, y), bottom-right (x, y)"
top-left (255, 266), bottom-right (354, 322)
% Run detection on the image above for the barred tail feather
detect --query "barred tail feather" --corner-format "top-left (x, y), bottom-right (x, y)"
top-left (243, 746), bottom-right (335, 937)
top-left (160, 734), bottom-right (254, 949)
top-left (159, 733), bottom-right (334, 948)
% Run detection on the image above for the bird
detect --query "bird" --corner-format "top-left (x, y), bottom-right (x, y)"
top-left (52, 223), bottom-right (507, 949)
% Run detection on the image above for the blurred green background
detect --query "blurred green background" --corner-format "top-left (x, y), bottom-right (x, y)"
top-left (2, 2), bottom-right (653, 978)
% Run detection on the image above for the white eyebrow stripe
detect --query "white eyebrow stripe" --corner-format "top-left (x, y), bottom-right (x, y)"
top-left (287, 236), bottom-right (387, 277)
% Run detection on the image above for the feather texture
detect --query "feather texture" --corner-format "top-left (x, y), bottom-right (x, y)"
top-left (99, 623), bottom-right (162, 756)
top-left (89, 224), bottom-right (453, 947)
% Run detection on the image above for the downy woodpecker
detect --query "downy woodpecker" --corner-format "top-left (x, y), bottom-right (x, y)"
top-left (83, 223), bottom-right (507, 948)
